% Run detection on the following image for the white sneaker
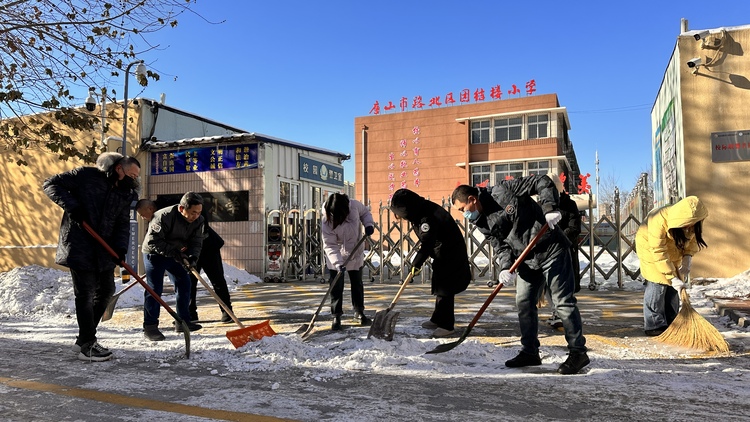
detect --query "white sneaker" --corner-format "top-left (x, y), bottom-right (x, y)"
top-left (432, 327), bottom-right (455, 338)
top-left (421, 320), bottom-right (439, 329)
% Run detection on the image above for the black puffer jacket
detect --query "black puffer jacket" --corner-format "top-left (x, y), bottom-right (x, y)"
top-left (390, 189), bottom-right (471, 296)
top-left (43, 155), bottom-right (137, 272)
top-left (473, 174), bottom-right (570, 272)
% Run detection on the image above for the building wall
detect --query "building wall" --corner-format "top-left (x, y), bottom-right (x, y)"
top-left (354, 93), bottom-right (567, 217)
top-left (657, 25), bottom-right (750, 278)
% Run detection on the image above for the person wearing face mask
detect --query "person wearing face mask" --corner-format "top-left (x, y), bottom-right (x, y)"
top-left (141, 192), bottom-right (207, 341)
top-left (451, 174), bottom-right (589, 375)
top-left (43, 152), bottom-right (141, 361)
top-left (389, 188), bottom-right (471, 338)
top-left (635, 196), bottom-right (708, 337)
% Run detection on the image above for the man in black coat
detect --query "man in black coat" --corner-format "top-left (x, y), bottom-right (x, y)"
top-left (451, 174), bottom-right (589, 375)
top-left (43, 152), bottom-right (140, 361)
top-left (389, 188), bottom-right (471, 338)
top-left (188, 207), bottom-right (233, 323)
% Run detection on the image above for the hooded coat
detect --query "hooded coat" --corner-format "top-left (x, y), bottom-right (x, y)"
top-left (42, 153), bottom-right (138, 272)
top-left (636, 196), bottom-right (708, 285)
top-left (473, 174), bottom-right (570, 272)
top-left (321, 198), bottom-right (374, 271)
top-left (390, 189), bottom-right (471, 296)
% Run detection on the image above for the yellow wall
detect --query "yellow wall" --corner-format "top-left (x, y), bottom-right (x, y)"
top-left (678, 27), bottom-right (750, 278)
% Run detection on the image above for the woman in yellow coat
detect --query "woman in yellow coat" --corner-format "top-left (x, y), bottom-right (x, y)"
top-left (635, 196), bottom-right (708, 336)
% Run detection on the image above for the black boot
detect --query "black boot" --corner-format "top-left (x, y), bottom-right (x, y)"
top-left (505, 350), bottom-right (542, 368)
top-left (331, 315), bottom-right (342, 331)
top-left (143, 324), bottom-right (165, 341)
top-left (558, 351), bottom-right (590, 375)
top-left (174, 320), bottom-right (202, 332)
top-left (353, 312), bottom-right (371, 326)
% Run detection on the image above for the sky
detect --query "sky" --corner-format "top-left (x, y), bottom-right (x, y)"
top-left (113, 1), bottom-right (750, 192)
top-left (1, 252), bottom-right (749, 420)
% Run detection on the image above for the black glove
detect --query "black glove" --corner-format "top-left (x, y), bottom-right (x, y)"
top-left (339, 265), bottom-right (346, 274)
top-left (365, 225), bottom-right (374, 236)
top-left (111, 248), bottom-right (127, 265)
top-left (186, 255), bottom-right (198, 269)
top-left (68, 206), bottom-right (88, 226)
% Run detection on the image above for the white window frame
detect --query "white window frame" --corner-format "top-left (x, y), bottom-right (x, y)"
top-left (494, 162), bottom-right (524, 181)
top-left (470, 165), bottom-right (491, 186)
top-left (493, 116), bottom-right (523, 142)
top-left (279, 180), bottom-right (301, 210)
top-left (528, 114), bottom-right (549, 139)
top-left (527, 160), bottom-right (550, 176)
top-left (470, 120), bottom-right (490, 144)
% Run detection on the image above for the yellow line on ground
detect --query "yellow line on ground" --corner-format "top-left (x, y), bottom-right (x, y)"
top-left (0, 376), bottom-right (294, 422)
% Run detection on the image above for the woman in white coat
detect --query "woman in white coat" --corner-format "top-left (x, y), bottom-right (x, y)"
top-left (321, 193), bottom-right (375, 330)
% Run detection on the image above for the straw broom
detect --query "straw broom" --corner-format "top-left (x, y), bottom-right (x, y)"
top-left (656, 287), bottom-right (730, 353)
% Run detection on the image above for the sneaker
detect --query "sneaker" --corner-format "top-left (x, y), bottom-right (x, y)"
top-left (143, 324), bottom-right (165, 341)
top-left (73, 339), bottom-right (108, 354)
top-left (546, 315), bottom-right (563, 329)
top-left (353, 312), bottom-right (371, 326)
top-left (558, 351), bottom-right (590, 375)
top-left (505, 351), bottom-right (542, 368)
top-left (220, 311), bottom-right (233, 323)
top-left (331, 316), bottom-right (342, 331)
top-left (421, 320), bottom-right (439, 330)
top-left (644, 326), bottom-right (667, 336)
top-left (431, 327), bottom-right (455, 338)
top-left (77, 341), bottom-right (113, 362)
top-left (174, 321), bottom-right (202, 333)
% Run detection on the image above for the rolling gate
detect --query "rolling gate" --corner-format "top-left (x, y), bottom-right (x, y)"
top-left (264, 192), bottom-right (646, 289)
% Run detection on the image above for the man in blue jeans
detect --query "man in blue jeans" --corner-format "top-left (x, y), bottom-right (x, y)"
top-left (451, 174), bottom-right (589, 375)
top-left (141, 192), bottom-right (206, 341)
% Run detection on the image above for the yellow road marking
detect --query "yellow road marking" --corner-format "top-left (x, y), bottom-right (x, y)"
top-left (0, 376), bottom-right (294, 422)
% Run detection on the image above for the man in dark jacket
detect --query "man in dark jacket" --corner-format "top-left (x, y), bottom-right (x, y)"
top-left (389, 188), bottom-right (471, 338)
top-left (43, 152), bottom-right (140, 361)
top-left (141, 192), bottom-right (206, 341)
top-left (451, 174), bottom-right (589, 375)
top-left (188, 207), bottom-right (233, 323)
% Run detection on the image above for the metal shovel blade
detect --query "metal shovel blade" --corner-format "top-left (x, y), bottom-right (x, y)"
top-left (367, 309), bottom-right (400, 341)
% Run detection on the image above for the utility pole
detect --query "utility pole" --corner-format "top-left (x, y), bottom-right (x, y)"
top-left (595, 150), bottom-right (600, 220)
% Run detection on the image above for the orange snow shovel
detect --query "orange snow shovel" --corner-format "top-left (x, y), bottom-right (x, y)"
top-left (185, 262), bottom-right (276, 348)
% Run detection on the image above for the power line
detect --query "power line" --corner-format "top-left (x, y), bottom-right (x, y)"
top-left (568, 103), bottom-right (651, 114)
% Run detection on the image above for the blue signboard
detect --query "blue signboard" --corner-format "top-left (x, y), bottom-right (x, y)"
top-left (150, 143), bottom-right (258, 175)
top-left (299, 155), bottom-right (344, 187)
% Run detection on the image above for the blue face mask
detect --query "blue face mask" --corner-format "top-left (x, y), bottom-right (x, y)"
top-left (463, 209), bottom-right (479, 220)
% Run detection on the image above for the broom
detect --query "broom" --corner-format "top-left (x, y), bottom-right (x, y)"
top-left (656, 280), bottom-right (730, 353)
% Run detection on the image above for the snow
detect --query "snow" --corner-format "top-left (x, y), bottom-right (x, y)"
top-left (1, 253), bottom-right (749, 420)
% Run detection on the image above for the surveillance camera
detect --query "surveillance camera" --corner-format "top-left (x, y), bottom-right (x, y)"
top-left (84, 91), bottom-right (97, 112)
top-left (686, 57), bottom-right (702, 68)
top-left (693, 30), bottom-right (710, 41)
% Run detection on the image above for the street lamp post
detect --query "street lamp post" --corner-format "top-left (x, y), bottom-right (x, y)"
top-left (122, 60), bottom-right (147, 156)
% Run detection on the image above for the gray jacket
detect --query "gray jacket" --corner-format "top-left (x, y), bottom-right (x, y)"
top-left (142, 205), bottom-right (206, 260)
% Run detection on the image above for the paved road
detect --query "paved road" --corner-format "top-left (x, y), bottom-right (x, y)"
top-left (1, 280), bottom-right (748, 421)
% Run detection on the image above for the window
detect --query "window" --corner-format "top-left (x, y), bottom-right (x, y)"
top-left (311, 186), bottom-right (321, 211)
top-left (493, 116), bottom-right (523, 142)
top-left (470, 165), bottom-right (490, 187)
top-left (527, 160), bottom-right (550, 176)
top-left (471, 120), bottom-right (490, 144)
top-left (495, 163), bottom-right (524, 181)
top-left (528, 114), bottom-right (549, 139)
top-left (279, 181), bottom-right (300, 210)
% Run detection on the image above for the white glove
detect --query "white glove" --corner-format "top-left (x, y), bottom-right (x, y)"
top-left (545, 211), bottom-right (562, 229)
top-left (498, 270), bottom-right (517, 287)
top-left (670, 277), bottom-right (685, 290)
top-left (679, 255), bottom-right (692, 280)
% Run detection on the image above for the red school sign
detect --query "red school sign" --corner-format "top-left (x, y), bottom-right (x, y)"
top-left (369, 80), bottom-right (537, 115)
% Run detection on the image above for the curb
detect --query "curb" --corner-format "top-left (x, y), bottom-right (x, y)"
top-left (713, 300), bottom-right (750, 328)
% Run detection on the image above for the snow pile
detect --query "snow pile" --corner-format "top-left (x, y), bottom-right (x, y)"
top-left (0, 265), bottom-right (75, 315)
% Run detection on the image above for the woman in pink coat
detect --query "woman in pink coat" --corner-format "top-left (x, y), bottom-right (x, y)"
top-left (321, 193), bottom-right (375, 330)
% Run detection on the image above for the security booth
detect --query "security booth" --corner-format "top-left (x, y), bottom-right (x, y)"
top-left (140, 132), bottom-right (350, 279)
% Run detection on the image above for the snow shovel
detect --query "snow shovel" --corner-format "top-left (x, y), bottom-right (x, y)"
top-left (101, 277), bottom-right (139, 322)
top-left (298, 235), bottom-right (368, 339)
top-left (82, 222), bottom-right (192, 358)
top-left (185, 262), bottom-right (277, 348)
top-left (426, 224), bottom-right (549, 355)
top-left (367, 268), bottom-right (417, 341)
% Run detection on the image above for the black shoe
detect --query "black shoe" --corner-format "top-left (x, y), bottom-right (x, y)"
top-left (505, 351), bottom-right (542, 368)
top-left (220, 311), bottom-right (233, 323)
top-left (331, 316), bottom-right (342, 331)
top-left (353, 312), bottom-right (371, 326)
top-left (644, 326), bottom-right (667, 336)
top-left (78, 341), bottom-right (113, 362)
top-left (558, 351), bottom-right (590, 375)
top-left (143, 324), bottom-right (165, 341)
top-left (174, 321), bottom-right (202, 333)
top-left (189, 313), bottom-right (199, 323)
